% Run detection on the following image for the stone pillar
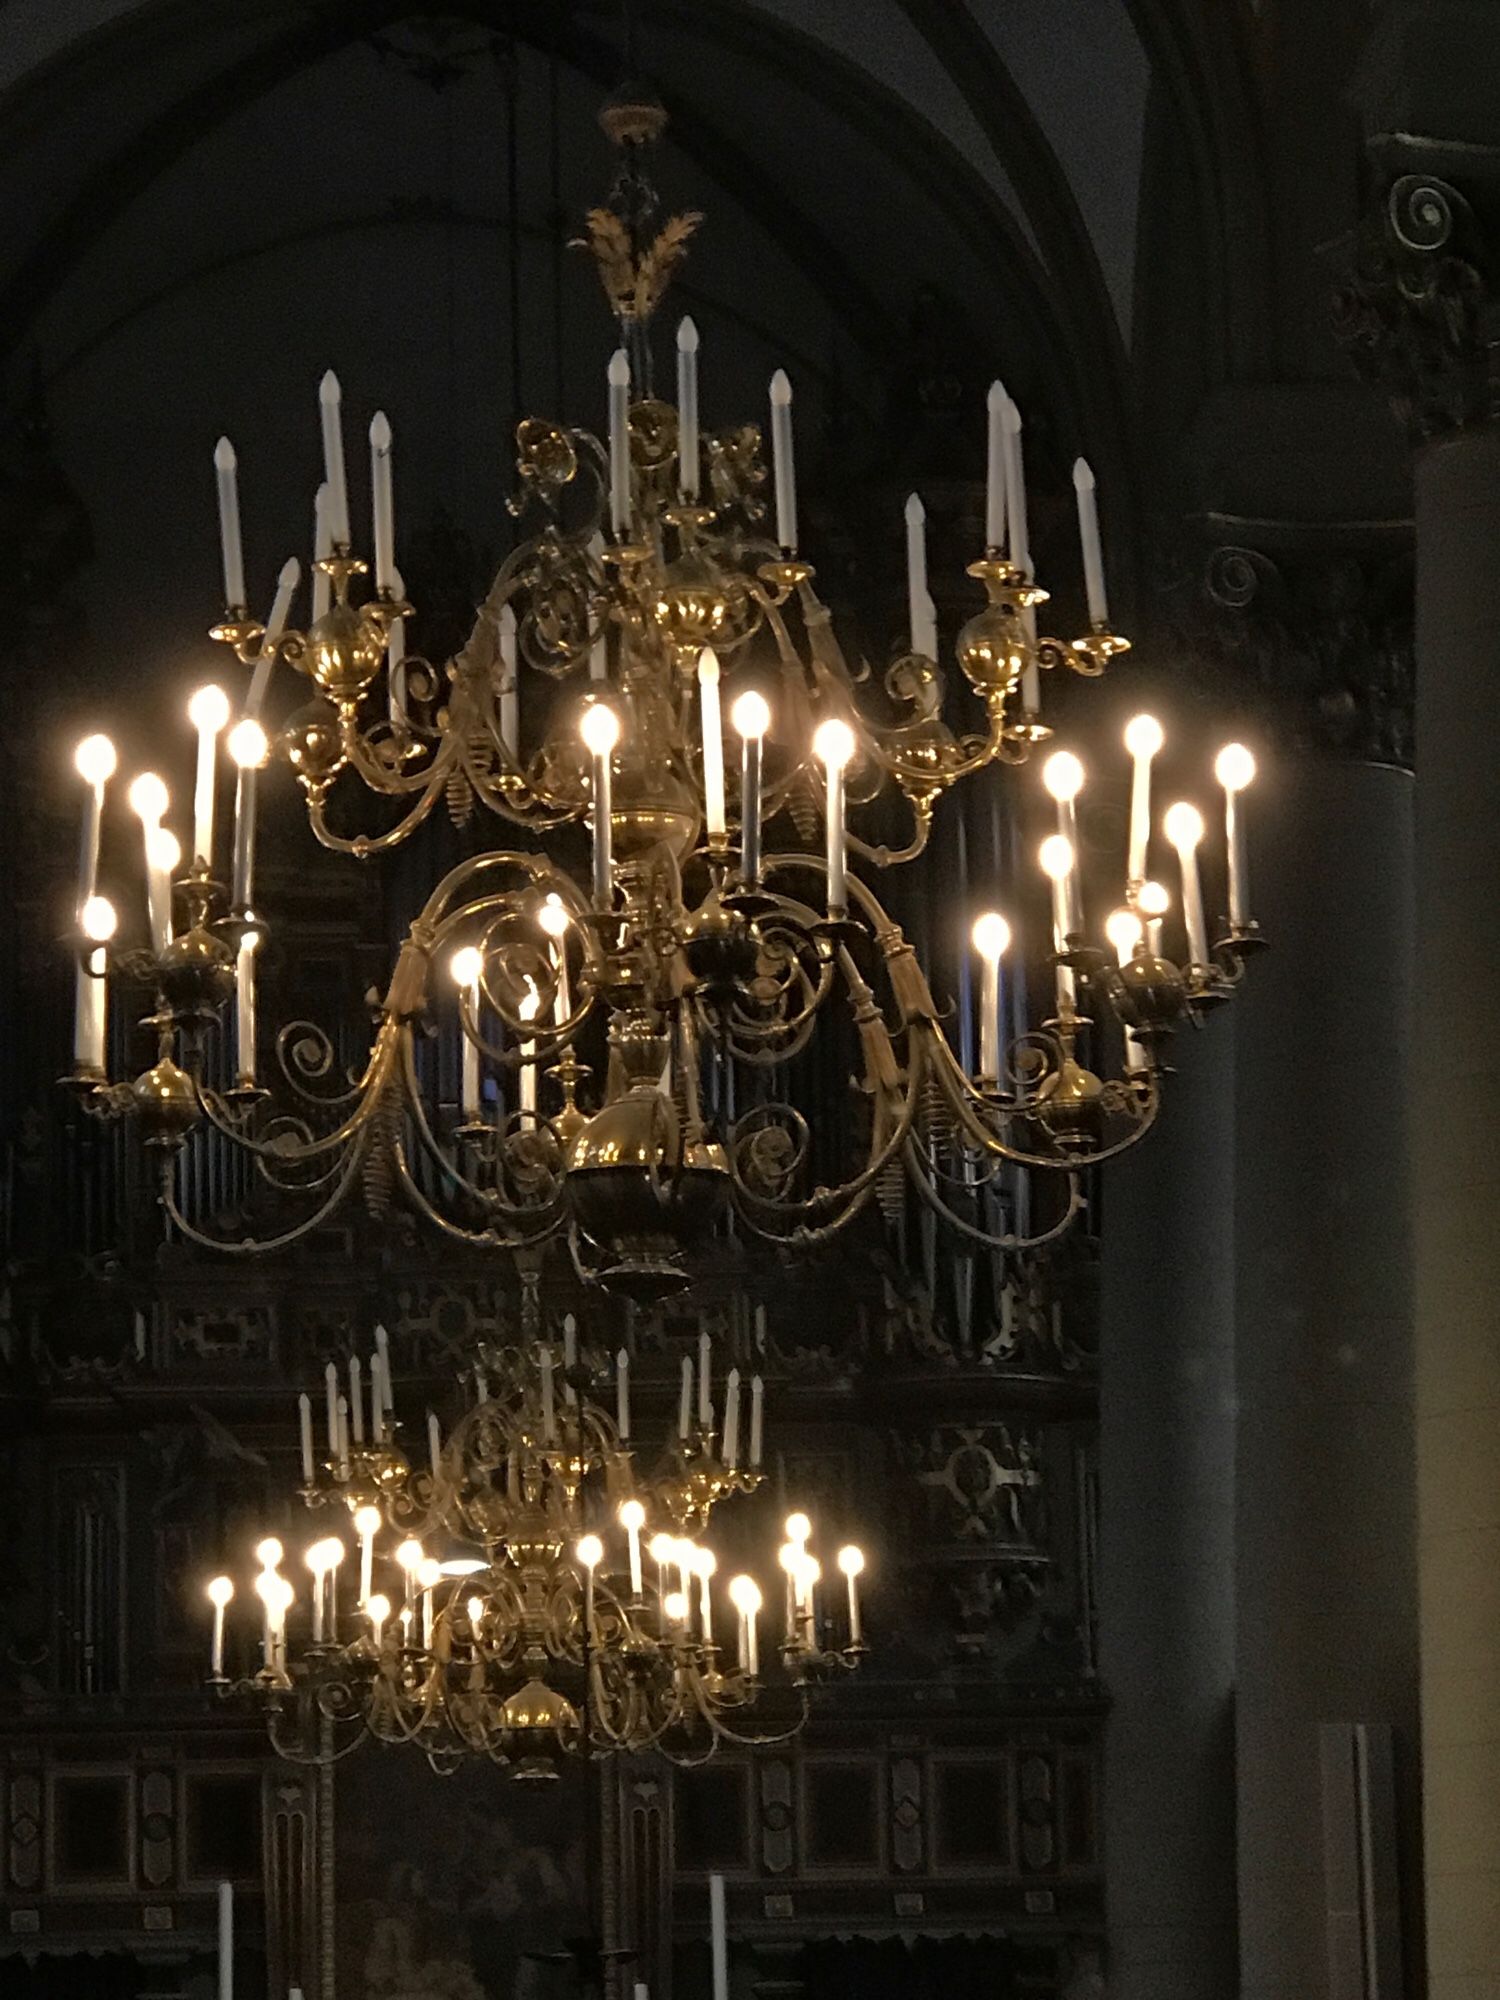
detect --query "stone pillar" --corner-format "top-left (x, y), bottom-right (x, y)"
top-left (1099, 1026), bottom-right (1239, 2000)
top-left (1232, 753), bottom-right (1418, 2000)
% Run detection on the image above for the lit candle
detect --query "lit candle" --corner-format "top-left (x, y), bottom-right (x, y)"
top-left (499, 602), bottom-right (519, 756)
top-left (730, 690), bottom-right (769, 886)
top-left (812, 717), bottom-right (856, 916)
top-left (677, 317), bottom-right (700, 500)
top-left (1038, 834), bottom-right (1077, 1010)
top-left (730, 1576), bottom-right (761, 1677)
top-left (348, 1356), bottom-right (365, 1445)
top-left (749, 1374), bottom-right (764, 1466)
top-left (619, 1499), bottom-right (646, 1598)
top-left (227, 717), bottom-right (268, 912)
top-left (450, 946), bottom-right (483, 1122)
top-left (616, 1348), bottom-right (631, 1439)
top-left (579, 702), bottom-right (620, 907)
top-left (245, 556), bottom-right (300, 720)
top-left (971, 912), bottom-right (1010, 1082)
top-left (904, 493), bottom-right (938, 660)
top-left (722, 1368), bottom-right (741, 1467)
top-left (1041, 752), bottom-right (1085, 940)
top-left (354, 1506), bottom-right (379, 1606)
top-left (1106, 908), bottom-right (1147, 1071)
top-left (188, 685), bottom-right (230, 870)
top-left (75, 897), bottom-right (116, 1073)
top-left (838, 1546), bottom-right (865, 1645)
top-left (710, 1874), bottom-right (728, 2000)
top-left (128, 772), bottom-right (172, 951)
top-left (369, 411), bottom-right (395, 592)
top-left (217, 1878), bottom-right (234, 2000)
top-left (1123, 715), bottom-right (1164, 889)
top-left (366, 1592), bottom-right (389, 1650)
top-left (319, 370), bottom-right (350, 548)
top-left (207, 1577), bottom-right (233, 1679)
top-left (577, 1535), bottom-right (602, 1638)
top-left (311, 482), bottom-right (332, 623)
top-left (608, 348), bottom-right (632, 536)
top-left (679, 1354), bottom-right (693, 1440)
top-left (74, 734), bottom-right (116, 910)
top-left (1073, 458), bottom-right (1108, 627)
top-left (985, 381), bottom-right (1008, 553)
top-left (769, 369), bottom-right (797, 552)
top-left (539, 896), bottom-right (571, 1021)
top-left (1164, 803), bottom-right (1210, 966)
top-left (698, 1331), bottom-right (712, 1429)
top-left (519, 983), bottom-right (541, 1118)
top-left (1215, 744), bottom-right (1257, 929)
top-left (427, 1409), bottom-right (442, 1479)
top-left (213, 438), bottom-right (246, 611)
top-left (698, 649), bottom-right (727, 844)
top-left (1139, 878), bottom-right (1169, 957)
top-left (298, 1393), bottom-right (314, 1483)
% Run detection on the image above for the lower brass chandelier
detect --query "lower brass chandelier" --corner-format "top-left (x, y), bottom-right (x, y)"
top-left (206, 1323), bottom-right (863, 1773)
top-left (62, 98), bottom-right (1264, 1293)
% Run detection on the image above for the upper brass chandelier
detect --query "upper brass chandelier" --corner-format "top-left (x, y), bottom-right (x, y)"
top-left (63, 96), bottom-right (1263, 1295)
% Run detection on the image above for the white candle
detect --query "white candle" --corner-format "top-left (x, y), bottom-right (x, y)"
top-left (1165, 803), bottom-right (1210, 966)
top-left (230, 930), bottom-right (256, 1081)
top-left (710, 1874), bottom-right (728, 2000)
top-left (971, 912), bottom-right (1010, 1082)
top-left (749, 1375), bottom-right (764, 1466)
top-left (608, 349), bottom-right (632, 536)
top-left (74, 945), bottom-right (108, 1073)
top-left (74, 735), bottom-right (116, 909)
top-left (311, 482), bottom-right (332, 622)
top-left (374, 1325), bottom-right (390, 1422)
top-left (370, 411), bottom-right (395, 591)
top-left (904, 493), bottom-right (938, 660)
top-left (428, 1409), bottom-right (442, 1479)
top-left (357, 1511), bottom-right (377, 1605)
top-left (1042, 752), bottom-right (1085, 940)
top-left (722, 1368), bottom-right (741, 1467)
top-left (461, 972), bottom-right (481, 1121)
top-left (319, 371), bottom-right (350, 547)
top-left (324, 1362), bottom-right (339, 1452)
top-left (1002, 398), bottom-right (1040, 711)
top-left (1039, 835), bottom-right (1077, 1010)
top-left (335, 1396), bottom-right (350, 1475)
top-left (985, 381), bottom-right (1008, 552)
top-left (587, 531), bottom-right (609, 681)
top-left (769, 369), bottom-right (797, 551)
top-left (621, 1501), bottom-right (645, 1597)
top-left (499, 602), bottom-right (519, 755)
top-left (519, 986), bottom-right (540, 1118)
top-left (839, 1547), bottom-right (864, 1645)
top-left (677, 317), bottom-right (700, 500)
top-left (1123, 715), bottom-right (1164, 888)
top-left (1073, 458), bottom-right (1108, 627)
top-left (349, 1356), bottom-right (365, 1444)
top-left (698, 1331), bottom-right (712, 1429)
top-left (298, 1394), bottom-right (314, 1482)
top-left (217, 1879), bottom-right (234, 2000)
top-left (679, 1355), bottom-right (693, 1440)
top-left (214, 440), bottom-right (246, 611)
top-left (1215, 744), bottom-right (1257, 929)
top-left (580, 703), bottom-right (619, 906)
top-left (540, 1345), bottom-right (556, 1442)
top-left (1106, 909), bottom-right (1148, 1071)
top-left (188, 685), bottom-right (230, 869)
top-left (245, 556), bottom-right (300, 721)
top-left (145, 824), bottom-right (178, 954)
top-left (698, 649), bottom-right (727, 843)
top-left (812, 718), bottom-right (855, 915)
top-left (369, 1354), bottom-right (386, 1445)
top-left (208, 1581), bottom-right (231, 1678)
top-left (615, 1349), bottom-right (631, 1439)
top-left (731, 691), bottom-right (770, 886)
top-left (563, 1314), bottom-right (577, 1371)
top-left (227, 720), bottom-right (268, 915)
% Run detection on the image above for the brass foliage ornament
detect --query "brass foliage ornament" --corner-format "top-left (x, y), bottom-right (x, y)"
top-left (573, 205), bottom-right (704, 325)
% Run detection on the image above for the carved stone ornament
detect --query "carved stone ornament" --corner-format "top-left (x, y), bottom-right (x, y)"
top-left (1334, 169), bottom-right (1500, 438)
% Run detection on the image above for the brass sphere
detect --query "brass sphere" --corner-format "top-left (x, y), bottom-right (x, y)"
top-left (283, 699), bottom-right (345, 784)
top-left (302, 602), bottom-right (386, 702)
top-left (567, 1089), bottom-right (731, 1299)
top-left (1112, 952), bottom-right (1188, 1033)
top-left (956, 603), bottom-right (1024, 697)
top-left (610, 746), bottom-right (699, 869)
top-left (498, 1678), bottom-right (580, 1779)
top-left (156, 925), bottom-right (235, 1015)
top-left (653, 549), bottom-right (729, 650)
top-left (1033, 1050), bottom-right (1105, 1151)
top-left (682, 889), bottom-right (758, 989)
top-left (132, 1055), bottom-right (200, 1146)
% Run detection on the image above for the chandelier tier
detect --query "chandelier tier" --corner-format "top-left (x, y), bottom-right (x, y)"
top-left (207, 1320), bottom-right (863, 1776)
top-left (62, 101), bottom-right (1263, 1293)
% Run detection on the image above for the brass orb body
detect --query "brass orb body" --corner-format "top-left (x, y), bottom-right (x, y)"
top-left (283, 700), bottom-right (345, 783)
top-left (157, 925), bottom-right (236, 1015)
top-left (132, 1055), bottom-right (200, 1145)
top-left (956, 603), bottom-right (1025, 698)
top-left (653, 547), bottom-right (729, 651)
top-left (682, 888), bottom-right (758, 989)
top-left (1112, 952), bottom-right (1188, 1035)
top-left (303, 603), bottom-right (386, 702)
top-left (566, 1087), bottom-right (731, 1298)
top-left (498, 1678), bottom-right (579, 1779)
top-left (609, 745), bottom-right (699, 870)
top-left (1034, 1050), bottom-right (1106, 1150)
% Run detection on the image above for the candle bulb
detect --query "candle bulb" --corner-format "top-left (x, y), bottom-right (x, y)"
top-left (729, 1575), bottom-right (761, 1677)
top-left (749, 1374), bottom-right (764, 1466)
top-left (769, 368), bottom-right (798, 552)
top-left (450, 946), bottom-right (483, 1122)
top-left (1139, 878), bottom-right (1170, 957)
top-left (126, 768), bottom-right (176, 954)
top-left (697, 649), bottom-right (727, 844)
top-left (319, 371), bottom-right (350, 548)
top-left (213, 437), bottom-right (246, 611)
top-left (298, 1393), bottom-right (314, 1483)
top-left (722, 1367), bottom-right (741, 1467)
top-left (698, 1330), bottom-right (712, 1430)
top-left (679, 1354), bottom-right (693, 1440)
top-left (813, 718), bottom-right (856, 916)
top-left (837, 1546), bottom-right (865, 1646)
top-left (1106, 908), bottom-right (1148, 1071)
top-left (187, 685), bottom-right (230, 870)
top-left (677, 317), bottom-right (700, 500)
top-left (1214, 744), bottom-right (1257, 929)
top-left (499, 602), bottom-right (519, 756)
top-left (620, 1500), bottom-right (646, 1598)
top-left (354, 1506), bottom-right (379, 1607)
top-left (311, 482), bottom-right (332, 622)
top-left (1073, 458), bottom-right (1109, 627)
top-left (1123, 715), bottom-right (1164, 890)
top-left (207, 1577), bottom-right (233, 1679)
top-left (73, 734), bottom-right (116, 912)
top-left (730, 690), bottom-right (770, 885)
top-left (369, 411), bottom-right (395, 592)
top-left (985, 381), bottom-right (1008, 553)
top-left (608, 348), bottom-right (632, 536)
top-left (1038, 834), bottom-right (1078, 1011)
top-left (227, 717), bottom-right (269, 913)
top-left (579, 702), bottom-right (620, 908)
top-left (75, 896), bottom-right (116, 1074)
top-left (904, 493), bottom-right (938, 660)
top-left (1041, 752), bottom-right (1085, 941)
top-left (1164, 803), bottom-right (1211, 967)
top-left (971, 912), bottom-right (1011, 1082)
top-left (616, 1347), bottom-right (631, 1440)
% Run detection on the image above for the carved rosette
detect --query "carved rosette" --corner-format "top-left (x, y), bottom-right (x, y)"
top-left (1335, 168), bottom-right (1500, 438)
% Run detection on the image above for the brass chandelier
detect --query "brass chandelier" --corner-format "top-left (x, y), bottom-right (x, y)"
top-left (63, 98), bottom-right (1263, 1295)
top-left (205, 1318), bottom-right (864, 1775)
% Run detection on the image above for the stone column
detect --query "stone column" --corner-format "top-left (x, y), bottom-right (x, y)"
top-left (1099, 1024), bottom-right (1239, 2000)
top-left (1232, 751), bottom-right (1417, 2000)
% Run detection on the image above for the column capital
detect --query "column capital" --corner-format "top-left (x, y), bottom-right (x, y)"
top-left (1335, 146), bottom-right (1500, 438)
